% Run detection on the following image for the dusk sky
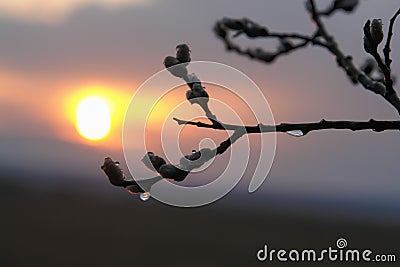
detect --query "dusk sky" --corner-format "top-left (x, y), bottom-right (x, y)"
top-left (1, 0), bottom-right (400, 217)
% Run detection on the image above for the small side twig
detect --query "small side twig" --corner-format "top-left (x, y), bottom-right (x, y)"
top-left (383, 7), bottom-right (400, 69)
top-left (214, 17), bottom-right (327, 64)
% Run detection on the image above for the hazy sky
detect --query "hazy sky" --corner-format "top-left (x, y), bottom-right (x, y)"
top-left (1, 0), bottom-right (400, 210)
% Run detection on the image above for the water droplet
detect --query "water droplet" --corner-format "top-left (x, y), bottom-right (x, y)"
top-left (140, 192), bottom-right (150, 201)
top-left (286, 130), bottom-right (304, 137)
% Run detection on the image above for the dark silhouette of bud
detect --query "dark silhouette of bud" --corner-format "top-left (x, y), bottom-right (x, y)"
top-left (142, 152), bottom-right (167, 172)
top-left (163, 55), bottom-right (180, 68)
top-left (363, 18), bottom-right (384, 55)
top-left (192, 83), bottom-right (208, 97)
top-left (101, 157), bottom-right (127, 187)
top-left (198, 148), bottom-right (215, 160)
top-left (221, 17), bottom-right (244, 30)
top-left (126, 184), bottom-right (145, 194)
top-left (333, 0), bottom-right (359, 12)
top-left (158, 164), bottom-right (189, 182)
top-left (126, 176), bottom-right (163, 195)
top-left (243, 19), bottom-right (268, 37)
top-left (186, 90), bottom-right (196, 102)
top-left (214, 22), bottom-right (227, 38)
top-left (163, 56), bottom-right (188, 78)
top-left (363, 20), bottom-right (375, 54)
top-left (185, 150), bottom-right (202, 161)
top-left (183, 73), bottom-right (201, 89)
top-left (361, 58), bottom-right (376, 75)
top-left (184, 73), bottom-right (201, 84)
top-left (278, 38), bottom-right (294, 52)
top-left (186, 83), bottom-right (209, 104)
top-left (363, 35), bottom-right (374, 54)
top-left (176, 44), bottom-right (191, 63)
top-left (247, 48), bottom-right (275, 63)
top-left (305, 1), bottom-right (312, 13)
top-left (370, 18), bottom-right (383, 45)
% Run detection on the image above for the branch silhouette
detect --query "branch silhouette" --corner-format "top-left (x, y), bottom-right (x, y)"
top-left (173, 118), bottom-right (400, 135)
top-left (102, 1), bottom-right (400, 198)
top-left (214, 0), bottom-right (400, 114)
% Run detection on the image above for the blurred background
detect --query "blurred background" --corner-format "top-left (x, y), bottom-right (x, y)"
top-left (0, 0), bottom-right (399, 266)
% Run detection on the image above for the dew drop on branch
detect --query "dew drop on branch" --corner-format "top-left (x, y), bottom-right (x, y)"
top-left (140, 192), bottom-right (151, 201)
top-left (286, 130), bottom-right (304, 137)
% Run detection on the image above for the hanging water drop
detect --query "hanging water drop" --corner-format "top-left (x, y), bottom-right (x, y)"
top-left (286, 130), bottom-right (304, 137)
top-left (140, 192), bottom-right (150, 201)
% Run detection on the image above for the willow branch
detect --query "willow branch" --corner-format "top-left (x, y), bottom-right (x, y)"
top-left (213, 2), bottom-right (400, 114)
top-left (308, 0), bottom-right (400, 115)
top-left (174, 117), bottom-right (400, 136)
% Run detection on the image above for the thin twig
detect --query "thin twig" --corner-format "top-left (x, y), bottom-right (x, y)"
top-left (214, 18), bottom-right (328, 64)
top-left (383, 7), bottom-right (400, 69)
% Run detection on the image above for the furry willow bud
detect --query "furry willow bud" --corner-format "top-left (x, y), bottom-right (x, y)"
top-left (142, 152), bottom-right (166, 172)
top-left (192, 83), bottom-right (208, 97)
top-left (163, 56), bottom-right (188, 78)
top-left (163, 55), bottom-right (180, 68)
top-left (183, 73), bottom-right (201, 88)
top-left (214, 22), bottom-right (227, 38)
top-left (220, 18), bottom-right (244, 30)
top-left (247, 48), bottom-right (275, 63)
top-left (126, 184), bottom-right (144, 194)
top-left (158, 164), bottom-right (189, 181)
top-left (278, 38), bottom-right (294, 52)
top-left (363, 19), bottom-right (384, 55)
top-left (244, 19), bottom-right (269, 37)
top-left (101, 157), bottom-right (127, 187)
top-left (176, 44), bottom-right (191, 63)
top-left (186, 90), bottom-right (196, 102)
top-left (333, 0), bottom-right (359, 12)
top-left (363, 20), bottom-right (375, 54)
top-left (186, 83), bottom-right (209, 104)
top-left (361, 58), bottom-right (376, 75)
top-left (370, 19), bottom-right (383, 45)
top-left (363, 35), bottom-right (374, 54)
top-left (126, 176), bottom-right (163, 195)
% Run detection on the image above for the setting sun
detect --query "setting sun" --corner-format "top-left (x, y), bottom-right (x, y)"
top-left (76, 97), bottom-right (111, 141)
top-left (63, 85), bottom-right (131, 147)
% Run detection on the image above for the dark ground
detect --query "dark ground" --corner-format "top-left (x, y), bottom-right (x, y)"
top-left (0, 180), bottom-right (398, 267)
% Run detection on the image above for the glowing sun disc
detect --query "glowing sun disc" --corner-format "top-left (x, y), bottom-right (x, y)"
top-left (76, 97), bottom-right (111, 140)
